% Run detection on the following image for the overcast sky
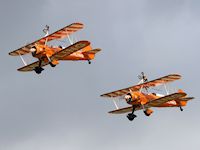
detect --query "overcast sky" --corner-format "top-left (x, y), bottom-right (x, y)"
top-left (0, 0), bottom-right (200, 150)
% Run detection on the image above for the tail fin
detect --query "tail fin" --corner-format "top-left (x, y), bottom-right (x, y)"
top-left (176, 90), bottom-right (194, 106)
top-left (178, 89), bottom-right (185, 93)
top-left (82, 48), bottom-right (101, 60)
top-left (82, 45), bottom-right (92, 52)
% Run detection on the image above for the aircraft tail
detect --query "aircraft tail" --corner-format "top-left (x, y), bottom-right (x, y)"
top-left (176, 89), bottom-right (194, 106)
top-left (83, 48), bottom-right (101, 60)
top-left (178, 89), bottom-right (185, 94)
top-left (82, 45), bottom-right (92, 52)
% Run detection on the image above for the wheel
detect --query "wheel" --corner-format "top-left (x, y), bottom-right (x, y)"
top-left (88, 60), bottom-right (91, 64)
top-left (143, 109), bottom-right (153, 116)
top-left (127, 113), bottom-right (137, 121)
top-left (34, 67), bottom-right (44, 74)
top-left (144, 110), bottom-right (150, 116)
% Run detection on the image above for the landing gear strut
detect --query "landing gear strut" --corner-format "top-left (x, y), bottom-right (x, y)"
top-left (47, 56), bottom-right (56, 67)
top-left (34, 59), bottom-right (44, 74)
top-left (49, 62), bottom-right (56, 67)
top-left (180, 106), bottom-right (183, 111)
top-left (127, 107), bottom-right (137, 121)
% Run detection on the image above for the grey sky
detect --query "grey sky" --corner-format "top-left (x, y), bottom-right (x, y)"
top-left (0, 0), bottom-right (200, 150)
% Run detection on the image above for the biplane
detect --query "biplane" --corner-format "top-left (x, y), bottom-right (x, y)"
top-left (9, 23), bottom-right (101, 74)
top-left (100, 73), bottom-right (194, 121)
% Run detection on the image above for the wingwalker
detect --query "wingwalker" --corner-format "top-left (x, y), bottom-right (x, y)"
top-left (9, 23), bottom-right (101, 74)
top-left (100, 73), bottom-right (194, 121)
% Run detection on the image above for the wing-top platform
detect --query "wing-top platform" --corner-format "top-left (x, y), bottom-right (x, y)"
top-left (9, 23), bottom-right (84, 56)
top-left (101, 74), bottom-right (181, 98)
top-left (18, 40), bottom-right (90, 72)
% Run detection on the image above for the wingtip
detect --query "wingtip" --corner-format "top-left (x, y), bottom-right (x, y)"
top-left (77, 40), bottom-right (90, 45)
top-left (100, 94), bottom-right (106, 97)
top-left (70, 22), bottom-right (84, 28)
top-left (8, 52), bottom-right (15, 56)
top-left (171, 73), bottom-right (182, 78)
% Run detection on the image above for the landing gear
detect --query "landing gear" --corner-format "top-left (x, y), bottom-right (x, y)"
top-left (143, 108), bottom-right (153, 116)
top-left (180, 106), bottom-right (183, 111)
top-left (34, 67), bottom-right (44, 74)
top-left (127, 107), bottom-right (137, 121)
top-left (34, 59), bottom-right (44, 74)
top-left (49, 62), bottom-right (56, 67)
top-left (47, 56), bottom-right (56, 67)
top-left (88, 60), bottom-right (91, 64)
top-left (127, 113), bottom-right (137, 121)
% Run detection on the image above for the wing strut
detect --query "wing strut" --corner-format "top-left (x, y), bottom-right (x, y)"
top-left (164, 84), bottom-right (169, 95)
top-left (18, 52), bottom-right (27, 66)
top-left (67, 34), bottom-right (74, 45)
top-left (112, 100), bottom-right (119, 109)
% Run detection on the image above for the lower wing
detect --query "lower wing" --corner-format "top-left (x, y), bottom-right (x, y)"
top-left (18, 60), bottom-right (49, 72)
top-left (109, 106), bottom-right (142, 114)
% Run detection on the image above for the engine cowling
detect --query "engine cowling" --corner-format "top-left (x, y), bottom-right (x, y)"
top-left (30, 46), bottom-right (37, 56)
top-left (125, 92), bottom-right (141, 104)
top-left (125, 93), bottom-right (132, 104)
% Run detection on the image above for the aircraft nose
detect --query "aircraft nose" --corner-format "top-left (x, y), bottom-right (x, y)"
top-left (30, 47), bottom-right (36, 52)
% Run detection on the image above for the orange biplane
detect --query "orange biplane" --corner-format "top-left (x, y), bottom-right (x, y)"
top-left (100, 73), bottom-right (194, 121)
top-left (9, 23), bottom-right (101, 74)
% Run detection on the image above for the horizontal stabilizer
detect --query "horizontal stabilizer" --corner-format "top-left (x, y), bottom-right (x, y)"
top-left (178, 97), bottom-right (194, 101)
top-left (83, 48), bottom-right (101, 54)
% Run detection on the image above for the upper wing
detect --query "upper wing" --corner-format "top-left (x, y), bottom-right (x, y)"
top-left (9, 22), bottom-right (84, 56)
top-left (51, 40), bottom-right (90, 60)
top-left (100, 74), bottom-right (181, 98)
top-left (38, 22), bottom-right (84, 44)
top-left (9, 42), bottom-right (36, 56)
top-left (108, 92), bottom-right (186, 114)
